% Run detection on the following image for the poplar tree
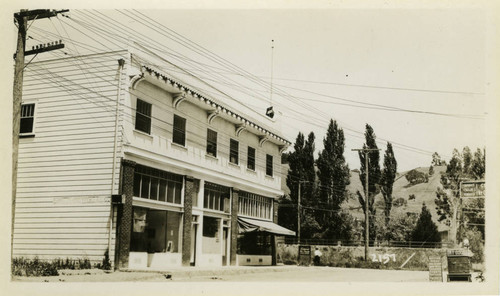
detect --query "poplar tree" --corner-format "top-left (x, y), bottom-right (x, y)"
top-left (316, 119), bottom-right (350, 240)
top-left (380, 142), bottom-right (397, 226)
top-left (357, 124), bottom-right (381, 245)
top-left (282, 132), bottom-right (319, 238)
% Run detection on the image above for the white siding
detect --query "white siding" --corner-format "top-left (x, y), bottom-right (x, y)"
top-left (14, 51), bottom-right (128, 265)
top-left (124, 80), bottom-right (283, 196)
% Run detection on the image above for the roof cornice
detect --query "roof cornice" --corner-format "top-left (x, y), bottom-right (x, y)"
top-left (139, 64), bottom-right (292, 147)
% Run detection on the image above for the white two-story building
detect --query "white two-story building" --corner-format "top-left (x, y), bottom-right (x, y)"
top-left (14, 48), bottom-right (294, 270)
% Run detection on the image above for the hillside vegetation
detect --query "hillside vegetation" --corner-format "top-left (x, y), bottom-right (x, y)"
top-left (345, 166), bottom-right (447, 227)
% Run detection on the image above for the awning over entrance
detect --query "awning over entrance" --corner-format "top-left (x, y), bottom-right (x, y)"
top-left (238, 217), bottom-right (296, 236)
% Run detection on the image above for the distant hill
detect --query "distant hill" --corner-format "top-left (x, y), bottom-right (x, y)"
top-left (345, 166), bottom-right (447, 227)
top-left (281, 162), bottom-right (449, 231)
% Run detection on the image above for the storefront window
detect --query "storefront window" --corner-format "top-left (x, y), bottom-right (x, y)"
top-left (237, 232), bottom-right (272, 255)
top-left (130, 207), bottom-right (181, 253)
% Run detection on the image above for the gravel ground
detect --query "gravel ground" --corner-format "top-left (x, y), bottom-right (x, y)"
top-left (11, 266), bottom-right (486, 283)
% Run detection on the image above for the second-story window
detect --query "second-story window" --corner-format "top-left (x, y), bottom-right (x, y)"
top-left (173, 114), bottom-right (186, 146)
top-left (247, 146), bottom-right (255, 171)
top-left (206, 129), bottom-right (217, 157)
top-left (266, 154), bottom-right (273, 177)
top-left (229, 139), bottom-right (239, 165)
top-left (20, 103), bottom-right (35, 135)
top-left (135, 99), bottom-right (152, 134)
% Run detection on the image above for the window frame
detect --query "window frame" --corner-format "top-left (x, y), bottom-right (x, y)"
top-left (238, 191), bottom-right (273, 220)
top-left (20, 103), bottom-right (36, 137)
top-left (203, 182), bottom-right (230, 213)
top-left (133, 164), bottom-right (183, 205)
top-left (247, 146), bottom-right (256, 171)
top-left (172, 114), bottom-right (187, 146)
top-left (266, 154), bottom-right (273, 177)
top-left (134, 99), bottom-right (152, 135)
top-left (206, 128), bottom-right (218, 157)
top-left (229, 139), bottom-right (239, 165)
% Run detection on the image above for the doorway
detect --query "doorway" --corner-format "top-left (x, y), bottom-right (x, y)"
top-left (222, 227), bottom-right (229, 266)
top-left (190, 216), bottom-right (198, 266)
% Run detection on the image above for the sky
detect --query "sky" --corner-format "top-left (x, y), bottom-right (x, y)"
top-left (8, 6), bottom-right (489, 172)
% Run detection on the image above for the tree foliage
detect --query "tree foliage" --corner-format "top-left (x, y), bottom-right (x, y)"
top-left (411, 203), bottom-right (441, 244)
top-left (432, 152), bottom-right (446, 166)
top-left (380, 142), bottom-right (397, 225)
top-left (470, 148), bottom-right (485, 180)
top-left (357, 124), bottom-right (381, 245)
top-left (316, 119), bottom-right (351, 240)
top-left (405, 169), bottom-right (428, 185)
top-left (282, 132), bottom-right (319, 238)
top-left (435, 147), bottom-right (485, 243)
top-left (464, 227), bottom-right (484, 263)
top-left (375, 208), bottom-right (418, 242)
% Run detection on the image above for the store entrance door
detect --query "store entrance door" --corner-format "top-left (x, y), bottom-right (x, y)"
top-left (222, 227), bottom-right (228, 266)
top-left (190, 217), bottom-right (198, 266)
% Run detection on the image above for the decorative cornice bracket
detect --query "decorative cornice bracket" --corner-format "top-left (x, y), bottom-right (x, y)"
top-left (130, 74), bottom-right (145, 90)
top-left (279, 144), bottom-right (289, 155)
top-left (235, 124), bottom-right (246, 137)
top-left (259, 136), bottom-right (269, 147)
top-left (207, 110), bottom-right (220, 125)
top-left (173, 93), bottom-right (186, 109)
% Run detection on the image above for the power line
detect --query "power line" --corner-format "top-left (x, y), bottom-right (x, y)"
top-left (265, 76), bottom-right (484, 96)
top-left (32, 11), bottom-right (457, 161)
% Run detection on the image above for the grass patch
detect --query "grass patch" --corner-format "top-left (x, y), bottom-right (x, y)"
top-left (12, 255), bottom-right (110, 277)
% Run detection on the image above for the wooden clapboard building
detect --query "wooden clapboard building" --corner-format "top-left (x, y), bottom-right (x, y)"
top-left (14, 48), bottom-right (294, 270)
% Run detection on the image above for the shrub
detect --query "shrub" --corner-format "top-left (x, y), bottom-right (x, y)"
top-left (12, 257), bottom-right (59, 277)
top-left (101, 249), bottom-right (112, 270)
top-left (393, 197), bottom-right (407, 207)
top-left (464, 227), bottom-right (484, 264)
top-left (12, 256), bottom-right (97, 277)
top-left (405, 169), bottom-right (428, 185)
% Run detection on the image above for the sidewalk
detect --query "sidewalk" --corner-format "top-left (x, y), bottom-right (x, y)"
top-left (12, 264), bottom-right (301, 282)
top-left (124, 264), bottom-right (301, 279)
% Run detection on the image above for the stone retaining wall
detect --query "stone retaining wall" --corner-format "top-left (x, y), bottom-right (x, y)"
top-left (278, 244), bottom-right (447, 271)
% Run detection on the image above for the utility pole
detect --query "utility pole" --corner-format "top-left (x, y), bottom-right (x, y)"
top-left (352, 148), bottom-right (380, 261)
top-left (297, 181), bottom-right (301, 244)
top-left (12, 9), bottom-right (68, 260)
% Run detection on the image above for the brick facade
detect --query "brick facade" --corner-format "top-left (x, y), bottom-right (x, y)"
top-left (230, 189), bottom-right (239, 265)
top-left (182, 176), bottom-right (196, 266)
top-left (116, 159), bottom-right (136, 269)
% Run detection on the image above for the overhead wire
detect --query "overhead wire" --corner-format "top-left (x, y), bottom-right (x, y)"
top-left (62, 11), bottom-right (444, 155)
top-left (265, 76), bottom-right (484, 96)
top-left (31, 10), bottom-right (459, 162)
top-left (26, 57), bottom-right (284, 176)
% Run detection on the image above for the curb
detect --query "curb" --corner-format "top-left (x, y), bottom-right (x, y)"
top-left (123, 265), bottom-right (300, 279)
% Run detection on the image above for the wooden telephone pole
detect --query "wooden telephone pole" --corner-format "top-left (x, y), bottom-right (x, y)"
top-left (12, 9), bottom-right (68, 259)
top-left (352, 148), bottom-right (380, 261)
top-left (297, 181), bottom-right (301, 244)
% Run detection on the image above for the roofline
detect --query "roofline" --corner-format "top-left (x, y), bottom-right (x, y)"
top-left (139, 64), bottom-right (292, 147)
